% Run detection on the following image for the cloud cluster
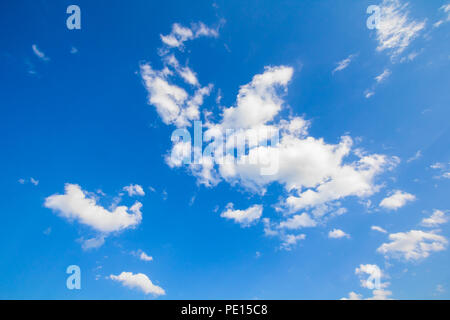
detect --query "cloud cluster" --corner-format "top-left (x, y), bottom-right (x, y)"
top-left (139, 22), bottom-right (399, 249)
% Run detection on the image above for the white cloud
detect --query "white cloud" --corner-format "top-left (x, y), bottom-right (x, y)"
top-left (341, 291), bottom-right (363, 300)
top-left (140, 63), bottom-right (212, 127)
top-left (406, 150), bottom-right (422, 163)
top-left (30, 177), bottom-right (39, 186)
top-left (140, 251), bottom-right (153, 262)
top-left (375, 69), bottom-right (391, 83)
top-left (430, 162), bottom-right (450, 179)
top-left (433, 4), bottom-right (450, 28)
top-left (379, 190), bottom-right (416, 210)
top-left (81, 236), bottom-right (105, 251)
top-left (110, 272), bottom-right (165, 296)
top-left (278, 213), bottom-right (317, 230)
top-left (164, 54), bottom-right (199, 86)
top-left (374, 0), bottom-right (426, 59)
top-left (328, 228), bottom-right (350, 239)
top-left (371, 225), bottom-right (388, 233)
top-left (44, 183), bottom-right (143, 233)
top-left (221, 66), bottom-right (294, 129)
top-left (280, 234), bottom-right (306, 251)
top-left (377, 230), bottom-right (448, 260)
top-left (123, 184), bottom-right (145, 197)
top-left (421, 209), bottom-right (447, 227)
top-left (365, 90), bottom-right (375, 98)
top-left (160, 22), bottom-right (218, 49)
top-left (220, 203), bottom-right (262, 227)
top-left (343, 264), bottom-right (392, 300)
top-left (32, 44), bottom-right (50, 61)
top-left (332, 53), bottom-right (357, 74)
top-left (140, 23), bottom-right (399, 249)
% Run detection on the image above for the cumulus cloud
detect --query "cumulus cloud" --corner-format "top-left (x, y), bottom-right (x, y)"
top-left (220, 203), bottom-right (262, 227)
top-left (140, 22), bottom-right (399, 249)
top-left (110, 272), bottom-right (165, 296)
top-left (278, 213), bottom-right (317, 230)
top-left (139, 251), bottom-right (153, 262)
top-left (342, 264), bottom-right (392, 300)
top-left (379, 190), bottom-right (416, 210)
top-left (140, 63), bottom-right (212, 127)
top-left (131, 249), bottom-right (154, 261)
top-left (377, 230), bottom-right (448, 260)
top-left (332, 53), bottom-right (357, 74)
top-left (371, 225), bottom-right (388, 233)
top-left (421, 209), bottom-right (447, 227)
top-left (123, 184), bottom-right (145, 197)
top-left (44, 183), bottom-right (143, 233)
top-left (328, 228), bottom-right (350, 239)
top-left (280, 233), bottom-right (306, 251)
top-left (374, 0), bottom-right (426, 59)
top-left (32, 44), bottom-right (50, 61)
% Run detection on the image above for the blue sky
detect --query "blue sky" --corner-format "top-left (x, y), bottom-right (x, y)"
top-left (0, 0), bottom-right (449, 299)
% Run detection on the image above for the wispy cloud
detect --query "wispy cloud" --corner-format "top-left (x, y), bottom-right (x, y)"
top-left (374, 0), bottom-right (426, 60)
top-left (32, 44), bottom-right (50, 61)
top-left (332, 53), bottom-right (357, 74)
top-left (375, 69), bottom-right (391, 83)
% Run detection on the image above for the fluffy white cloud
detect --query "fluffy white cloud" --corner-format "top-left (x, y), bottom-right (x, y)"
top-left (140, 63), bottom-right (212, 127)
top-left (140, 251), bottom-right (153, 262)
top-left (280, 233), bottom-right (306, 251)
top-left (379, 190), bottom-right (415, 210)
top-left (110, 272), bottom-right (165, 296)
top-left (160, 22), bottom-right (218, 49)
top-left (332, 53), bottom-right (357, 74)
top-left (220, 203), bottom-right (262, 227)
top-left (44, 183), bottom-right (143, 233)
top-left (343, 264), bottom-right (392, 300)
top-left (371, 225), bottom-right (388, 233)
top-left (140, 22), bottom-right (399, 249)
top-left (377, 230), bottom-right (448, 260)
top-left (221, 66), bottom-right (294, 129)
top-left (278, 213), bottom-right (317, 230)
top-left (123, 184), bottom-right (145, 197)
top-left (421, 209), bottom-right (447, 227)
top-left (328, 229), bottom-right (350, 239)
top-left (374, 0), bottom-right (426, 59)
